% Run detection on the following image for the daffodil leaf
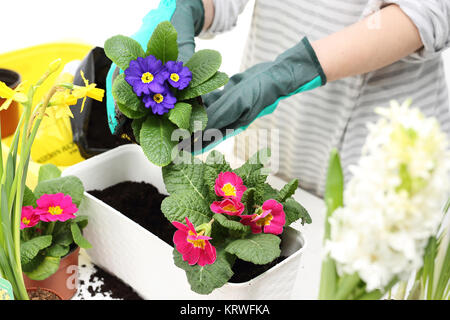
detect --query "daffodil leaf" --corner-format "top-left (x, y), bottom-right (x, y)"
top-left (177, 72), bottom-right (228, 100)
top-left (24, 256), bottom-right (61, 281)
top-left (173, 249), bottom-right (234, 295)
top-left (161, 190), bottom-right (212, 226)
top-left (276, 179), bottom-right (299, 203)
top-left (112, 73), bottom-right (146, 112)
top-left (146, 21), bottom-right (179, 64)
top-left (189, 101), bottom-right (208, 133)
top-left (104, 35), bottom-right (146, 71)
top-left (140, 115), bottom-right (178, 167)
top-left (38, 164), bottom-right (62, 183)
top-left (34, 176), bottom-right (85, 207)
top-left (168, 102), bottom-right (192, 130)
top-left (20, 236), bottom-right (53, 265)
top-left (284, 198), bottom-right (311, 226)
top-left (185, 49), bottom-right (222, 88)
top-left (225, 233), bottom-right (281, 265)
top-left (324, 149), bottom-right (344, 240)
top-left (70, 223), bottom-right (92, 249)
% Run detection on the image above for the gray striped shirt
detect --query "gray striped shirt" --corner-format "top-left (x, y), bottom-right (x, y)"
top-left (207, 0), bottom-right (450, 197)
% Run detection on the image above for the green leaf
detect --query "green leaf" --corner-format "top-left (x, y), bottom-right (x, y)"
top-left (189, 101), bottom-right (208, 132)
top-left (38, 164), bottom-right (62, 183)
top-left (241, 188), bottom-right (256, 215)
top-left (284, 198), bottom-right (312, 226)
top-left (22, 253), bottom-right (45, 273)
top-left (174, 249), bottom-right (233, 295)
top-left (146, 21), bottom-right (178, 63)
top-left (185, 50), bottom-right (222, 88)
top-left (73, 215), bottom-right (89, 230)
top-left (104, 35), bottom-right (145, 70)
top-left (162, 159), bottom-right (208, 198)
top-left (131, 117), bottom-right (146, 144)
top-left (177, 72), bottom-right (228, 100)
top-left (324, 149), bottom-right (344, 239)
top-left (23, 185), bottom-right (37, 207)
top-left (47, 244), bottom-right (70, 258)
top-left (117, 102), bottom-right (148, 119)
top-left (234, 148), bottom-right (271, 185)
top-left (205, 151), bottom-right (232, 173)
top-left (225, 233), bottom-right (281, 265)
top-left (20, 235), bottom-right (52, 265)
top-left (255, 183), bottom-right (278, 204)
top-left (24, 256), bottom-right (60, 281)
top-left (213, 214), bottom-right (250, 233)
top-left (112, 73), bottom-right (146, 112)
top-left (140, 115), bottom-right (178, 166)
top-left (161, 190), bottom-right (212, 226)
top-left (276, 179), bottom-right (299, 203)
top-left (246, 169), bottom-right (268, 187)
top-left (70, 223), bottom-right (92, 249)
top-left (53, 231), bottom-right (73, 247)
top-left (168, 102), bottom-right (192, 130)
top-left (34, 176), bottom-right (85, 207)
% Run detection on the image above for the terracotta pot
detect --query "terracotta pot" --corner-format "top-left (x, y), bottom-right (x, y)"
top-left (27, 287), bottom-right (63, 300)
top-left (0, 69), bottom-right (21, 138)
top-left (24, 247), bottom-right (80, 300)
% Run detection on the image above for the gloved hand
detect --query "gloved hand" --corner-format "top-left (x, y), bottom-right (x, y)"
top-left (106, 0), bottom-right (205, 134)
top-left (197, 37), bottom-right (327, 152)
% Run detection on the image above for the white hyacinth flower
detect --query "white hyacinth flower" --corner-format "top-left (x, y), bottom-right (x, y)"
top-left (326, 100), bottom-right (450, 292)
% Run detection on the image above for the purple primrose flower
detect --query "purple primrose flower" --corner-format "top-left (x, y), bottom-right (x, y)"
top-left (124, 56), bottom-right (169, 96)
top-left (165, 61), bottom-right (192, 90)
top-left (143, 88), bottom-right (177, 115)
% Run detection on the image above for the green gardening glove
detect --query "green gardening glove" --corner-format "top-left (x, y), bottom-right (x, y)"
top-left (198, 37), bottom-right (327, 152)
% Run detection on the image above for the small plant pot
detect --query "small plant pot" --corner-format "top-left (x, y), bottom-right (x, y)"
top-left (0, 68), bottom-right (21, 138)
top-left (63, 145), bottom-right (307, 299)
top-left (27, 287), bottom-right (63, 300)
top-left (23, 247), bottom-right (80, 300)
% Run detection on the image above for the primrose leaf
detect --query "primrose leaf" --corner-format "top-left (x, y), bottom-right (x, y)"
top-left (213, 214), bottom-right (250, 233)
top-left (276, 179), bottom-right (299, 203)
top-left (38, 164), bottom-right (62, 183)
top-left (24, 256), bottom-right (60, 281)
top-left (189, 101), bottom-right (208, 133)
top-left (234, 148), bottom-right (271, 186)
top-left (161, 190), bottom-right (212, 226)
top-left (255, 183), bottom-right (279, 204)
top-left (241, 188), bottom-right (256, 214)
top-left (225, 233), bottom-right (281, 265)
top-left (73, 215), bottom-right (89, 230)
top-left (112, 73), bottom-right (146, 112)
top-left (20, 235), bottom-right (53, 265)
top-left (70, 223), bottom-right (92, 249)
top-left (23, 185), bottom-right (37, 208)
top-left (205, 151), bottom-right (232, 173)
top-left (168, 102), bottom-right (192, 130)
top-left (131, 117), bottom-right (146, 144)
top-left (104, 35), bottom-right (145, 71)
top-left (47, 244), bottom-right (70, 258)
top-left (34, 176), bottom-right (85, 207)
top-left (140, 115), bottom-right (178, 167)
top-left (146, 21), bottom-right (179, 64)
top-left (177, 72), bottom-right (228, 101)
top-left (185, 49), bottom-right (222, 88)
top-left (117, 102), bottom-right (148, 119)
top-left (174, 249), bottom-right (233, 295)
top-left (162, 158), bottom-right (208, 198)
top-left (284, 198), bottom-right (312, 226)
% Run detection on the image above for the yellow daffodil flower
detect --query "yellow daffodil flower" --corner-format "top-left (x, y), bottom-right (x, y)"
top-left (46, 90), bottom-right (78, 119)
top-left (0, 81), bottom-right (28, 111)
top-left (72, 71), bottom-right (105, 112)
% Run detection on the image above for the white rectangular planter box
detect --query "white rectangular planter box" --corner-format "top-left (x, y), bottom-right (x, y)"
top-left (63, 145), bottom-right (306, 300)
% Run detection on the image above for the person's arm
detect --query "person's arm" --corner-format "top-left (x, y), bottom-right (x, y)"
top-left (201, 0), bottom-right (250, 35)
top-left (202, 0), bottom-right (215, 32)
top-left (311, 4), bottom-right (423, 82)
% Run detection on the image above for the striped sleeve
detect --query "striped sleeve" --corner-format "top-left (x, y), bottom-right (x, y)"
top-left (206, 0), bottom-right (251, 35)
top-left (365, 0), bottom-right (450, 61)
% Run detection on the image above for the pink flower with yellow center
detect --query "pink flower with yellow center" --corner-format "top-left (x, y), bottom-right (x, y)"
top-left (214, 172), bottom-right (247, 201)
top-left (35, 193), bottom-right (78, 222)
top-left (240, 199), bottom-right (286, 235)
top-left (172, 217), bottom-right (217, 267)
top-left (210, 198), bottom-right (245, 216)
top-left (20, 206), bottom-right (40, 230)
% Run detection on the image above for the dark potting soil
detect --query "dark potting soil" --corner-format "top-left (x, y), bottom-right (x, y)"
top-left (88, 181), bottom-right (288, 284)
top-left (86, 100), bottom-right (132, 149)
top-left (28, 288), bottom-right (61, 300)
